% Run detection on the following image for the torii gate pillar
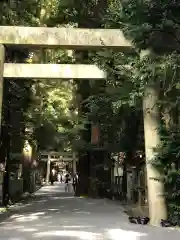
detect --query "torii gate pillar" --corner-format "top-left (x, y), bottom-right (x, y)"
top-left (46, 154), bottom-right (51, 184)
top-left (72, 152), bottom-right (77, 175)
top-left (0, 45), bottom-right (5, 134)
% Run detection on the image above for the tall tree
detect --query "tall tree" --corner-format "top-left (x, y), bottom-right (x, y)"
top-left (102, 0), bottom-right (180, 224)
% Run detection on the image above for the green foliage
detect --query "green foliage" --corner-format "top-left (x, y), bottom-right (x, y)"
top-left (106, 0), bottom-right (180, 52)
top-left (95, 0), bottom-right (180, 217)
top-left (31, 79), bottom-right (80, 151)
top-left (0, 0), bottom-right (40, 25)
top-left (0, 0), bottom-right (82, 154)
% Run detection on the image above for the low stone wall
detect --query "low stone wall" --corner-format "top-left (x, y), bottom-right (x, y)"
top-left (125, 204), bottom-right (149, 217)
top-left (9, 179), bottom-right (23, 199)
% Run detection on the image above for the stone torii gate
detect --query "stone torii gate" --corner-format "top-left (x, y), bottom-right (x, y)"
top-left (0, 26), bottom-right (131, 130)
top-left (39, 151), bottom-right (77, 183)
top-left (0, 26), bottom-right (165, 225)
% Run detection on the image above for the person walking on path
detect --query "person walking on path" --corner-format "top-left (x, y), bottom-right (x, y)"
top-left (65, 173), bottom-right (71, 192)
top-left (72, 173), bottom-right (78, 194)
top-left (50, 168), bottom-right (56, 185)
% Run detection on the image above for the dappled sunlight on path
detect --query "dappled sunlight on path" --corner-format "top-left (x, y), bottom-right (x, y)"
top-left (0, 182), bottom-right (179, 239)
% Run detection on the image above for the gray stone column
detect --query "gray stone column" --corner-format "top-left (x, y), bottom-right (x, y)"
top-left (46, 155), bottom-right (51, 184)
top-left (141, 50), bottom-right (167, 225)
top-left (0, 45), bottom-right (5, 133)
top-left (72, 152), bottom-right (76, 174)
top-left (143, 84), bottom-right (167, 225)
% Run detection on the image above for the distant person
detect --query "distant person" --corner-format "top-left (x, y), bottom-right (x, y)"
top-left (57, 172), bottom-right (62, 182)
top-left (65, 173), bottom-right (71, 192)
top-left (50, 168), bottom-right (56, 185)
top-left (72, 173), bottom-right (78, 193)
top-left (57, 172), bottom-right (60, 182)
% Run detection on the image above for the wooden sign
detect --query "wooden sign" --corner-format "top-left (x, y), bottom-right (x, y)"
top-left (91, 125), bottom-right (100, 144)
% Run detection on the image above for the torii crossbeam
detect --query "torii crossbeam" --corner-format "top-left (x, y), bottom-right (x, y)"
top-left (0, 26), bottom-right (132, 50)
top-left (3, 64), bottom-right (106, 79)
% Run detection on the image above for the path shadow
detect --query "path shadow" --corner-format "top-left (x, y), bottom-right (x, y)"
top-left (0, 183), bottom-right (179, 239)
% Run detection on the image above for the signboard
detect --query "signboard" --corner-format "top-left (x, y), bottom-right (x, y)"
top-left (112, 152), bottom-right (125, 177)
top-left (91, 125), bottom-right (100, 144)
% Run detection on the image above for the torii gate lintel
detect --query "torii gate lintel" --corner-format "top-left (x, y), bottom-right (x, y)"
top-left (0, 26), bottom-right (133, 133)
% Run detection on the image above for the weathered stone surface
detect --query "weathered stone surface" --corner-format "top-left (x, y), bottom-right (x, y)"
top-left (0, 26), bottom-right (132, 49)
top-left (0, 45), bottom-right (5, 132)
top-left (3, 63), bottom-right (106, 79)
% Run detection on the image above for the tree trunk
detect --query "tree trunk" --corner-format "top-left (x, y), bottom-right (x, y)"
top-left (143, 84), bottom-right (167, 225)
top-left (75, 77), bottom-right (91, 196)
top-left (122, 162), bottom-right (127, 202)
top-left (2, 124), bottom-right (10, 206)
top-left (76, 151), bottom-right (90, 196)
top-left (1, 79), bottom-right (11, 206)
top-left (22, 140), bottom-right (32, 193)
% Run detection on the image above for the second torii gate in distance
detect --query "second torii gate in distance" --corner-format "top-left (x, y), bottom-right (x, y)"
top-left (39, 151), bottom-right (77, 183)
